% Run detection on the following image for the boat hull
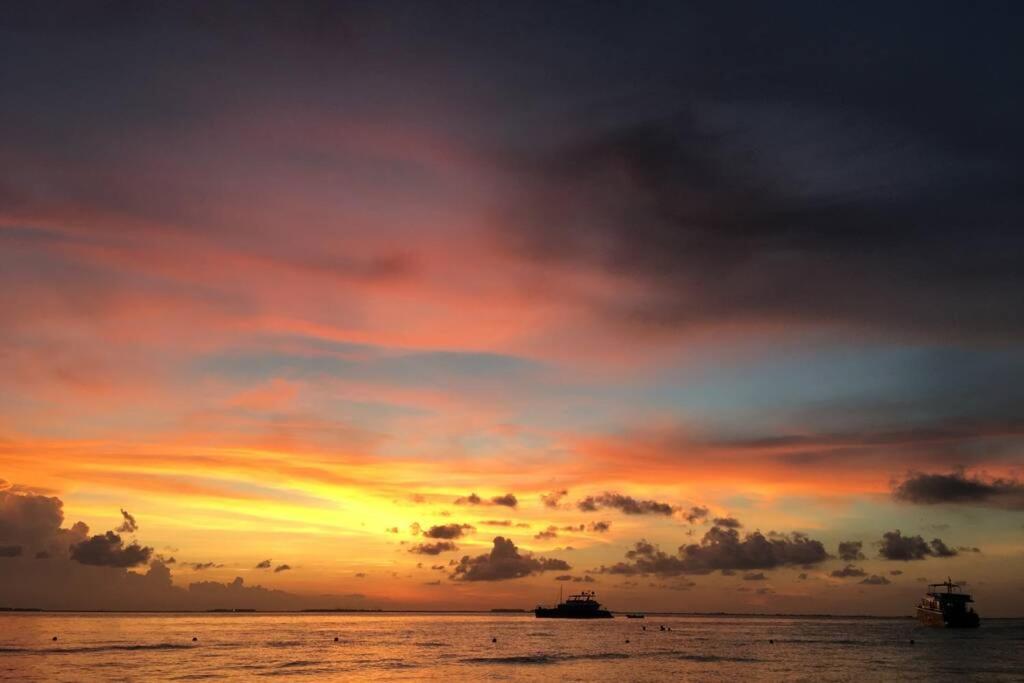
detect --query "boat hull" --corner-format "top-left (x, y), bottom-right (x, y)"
top-left (534, 608), bottom-right (613, 619)
top-left (916, 607), bottom-right (980, 628)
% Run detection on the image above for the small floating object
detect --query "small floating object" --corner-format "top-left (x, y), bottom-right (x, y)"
top-left (491, 637), bottom-right (497, 643)
top-left (334, 637), bottom-right (339, 642)
top-left (192, 636), bottom-right (198, 642)
top-left (625, 638), bottom-right (630, 643)
top-left (52, 636), bottom-right (58, 642)
top-left (641, 626), bottom-right (646, 631)
top-left (769, 639), bottom-right (774, 644)
top-left (910, 639), bottom-right (915, 645)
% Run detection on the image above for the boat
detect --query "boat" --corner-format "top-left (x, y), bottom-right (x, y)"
top-left (916, 578), bottom-right (980, 628)
top-left (625, 613), bottom-right (645, 619)
top-left (535, 590), bottom-right (613, 619)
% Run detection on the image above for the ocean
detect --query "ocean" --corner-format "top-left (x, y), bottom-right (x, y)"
top-left (2, 613), bottom-right (1022, 681)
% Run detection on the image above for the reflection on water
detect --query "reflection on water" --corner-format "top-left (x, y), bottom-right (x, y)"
top-left (2, 613), bottom-right (1023, 681)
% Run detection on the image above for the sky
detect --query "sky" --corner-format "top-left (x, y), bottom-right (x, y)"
top-left (1, 1), bottom-right (1023, 615)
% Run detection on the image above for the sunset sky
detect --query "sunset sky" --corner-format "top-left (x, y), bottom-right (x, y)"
top-left (2, 2), bottom-right (1023, 615)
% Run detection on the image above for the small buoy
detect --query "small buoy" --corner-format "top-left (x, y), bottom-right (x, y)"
top-left (625, 638), bottom-right (630, 643)
top-left (910, 639), bottom-right (915, 645)
top-left (333, 637), bottom-right (339, 642)
top-left (641, 626), bottom-right (646, 631)
top-left (52, 636), bottom-right (57, 642)
top-left (491, 637), bottom-right (497, 643)
top-left (769, 639), bottom-right (774, 644)
top-left (192, 636), bottom-right (198, 642)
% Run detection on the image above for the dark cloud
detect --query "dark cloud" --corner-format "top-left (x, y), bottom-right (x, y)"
top-left (115, 509), bottom-right (138, 533)
top-left (684, 506), bottom-right (709, 524)
top-left (255, 559), bottom-right (272, 569)
top-left (600, 523), bottom-right (827, 577)
top-left (929, 538), bottom-right (957, 557)
top-left (555, 574), bottom-right (594, 583)
top-left (956, 546), bottom-right (981, 553)
top-left (454, 493), bottom-right (517, 508)
top-left (830, 564), bottom-right (867, 578)
top-left (837, 541), bottom-right (865, 562)
top-left (450, 536), bottom-right (570, 581)
top-left (588, 521), bottom-right (611, 533)
top-left (0, 490), bottom-right (67, 547)
top-left (423, 523), bottom-right (474, 540)
top-left (679, 525), bottom-right (827, 573)
top-left (861, 575), bottom-right (891, 586)
top-left (189, 562), bottom-right (220, 571)
top-left (409, 541), bottom-right (458, 555)
top-left (0, 545), bottom-right (22, 558)
top-left (534, 526), bottom-right (558, 540)
top-left (713, 517), bottom-right (742, 529)
top-left (0, 489), bottom-right (357, 611)
top-left (576, 492), bottom-right (674, 516)
top-left (273, 564), bottom-right (291, 573)
top-left (541, 490), bottom-right (568, 508)
top-left (503, 7), bottom-right (1024, 344)
top-left (70, 531), bottom-right (153, 567)
top-left (893, 469), bottom-right (1024, 509)
top-left (877, 530), bottom-right (958, 561)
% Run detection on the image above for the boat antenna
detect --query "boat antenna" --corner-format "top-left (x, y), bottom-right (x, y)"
top-left (559, 583), bottom-right (563, 604)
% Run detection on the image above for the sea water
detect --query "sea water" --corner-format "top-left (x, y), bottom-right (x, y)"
top-left (2, 613), bottom-right (1022, 681)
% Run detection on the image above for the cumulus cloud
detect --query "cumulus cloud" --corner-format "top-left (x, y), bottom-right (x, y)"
top-left (576, 492), bottom-right (674, 516)
top-left (409, 541), bottom-right (458, 555)
top-left (541, 490), bottom-right (568, 508)
top-left (830, 564), bottom-right (867, 578)
top-left (255, 559), bottom-right (272, 569)
top-left (273, 564), bottom-right (291, 573)
top-left (837, 541), bottom-right (865, 562)
top-left (713, 517), bottom-right (742, 528)
top-left (70, 532), bottom-right (153, 567)
top-left (115, 509), bottom-right (138, 533)
top-left (534, 526), bottom-right (558, 540)
top-left (189, 562), bottom-right (220, 571)
top-left (0, 488), bottom-right (354, 611)
top-left (588, 521), bottom-right (611, 533)
top-left (861, 575), bottom-right (891, 585)
top-left (893, 469), bottom-right (1024, 509)
top-left (454, 493), bottom-right (517, 508)
top-left (599, 523), bottom-right (827, 577)
top-left (684, 506), bottom-right (709, 524)
top-left (877, 530), bottom-right (958, 561)
top-left (450, 537), bottom-right (570, 581)
top-left (423, 524), bottom-right (474, 540)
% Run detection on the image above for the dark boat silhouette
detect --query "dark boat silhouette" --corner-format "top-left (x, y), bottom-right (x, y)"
top-left (625, 613), bottom-right (645, 619)
top-left (534, 590), bottom-right (613, 619)
top-left (916, 578), bottom-right (980, 628)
